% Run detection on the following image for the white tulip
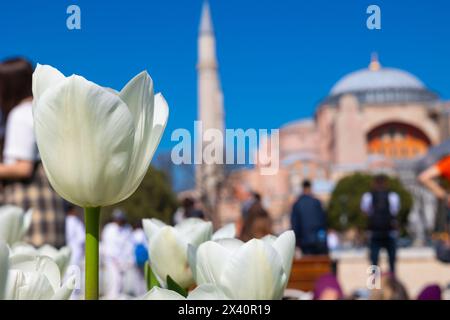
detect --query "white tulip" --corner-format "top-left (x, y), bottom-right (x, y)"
top-left (211, 223), bottom-right (236, 241)
top-left (32, 64), bottom-right (169, 207)
top-left (190, 231), bottom-right (296, 300)
top-left (0, 242), bottom-right (9, 299)
top-left (143, 218), bottom-right (213, 289)
top-left (10, 243), bottom-right (72, 276)
top-left (0, 206), bottom-right (32, 246)
top-left (141, 284), bottom-right (230, 300)
top-left (4, 254), bottom-right (75, 300)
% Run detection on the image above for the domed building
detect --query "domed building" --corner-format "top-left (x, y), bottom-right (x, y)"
top-left (317, 54), bottom-right (440, 175)
top-left (222, 54), bottom-right (450, 236)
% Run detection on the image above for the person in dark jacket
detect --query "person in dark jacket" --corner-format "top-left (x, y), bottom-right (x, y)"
top-left (290, 180), bottom-right (328, 255)
top-left (360, 175), bottom-right (400, 274)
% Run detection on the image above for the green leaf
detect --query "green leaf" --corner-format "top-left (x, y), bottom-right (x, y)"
top-left (166, 275), bottom-right (188, 297)
top-left (144, 261), bottom-right (160, 291)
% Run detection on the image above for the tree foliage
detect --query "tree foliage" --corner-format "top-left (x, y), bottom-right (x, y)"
top-left (327, 173), bottom-right (413, 234)
top-left (102, 166), bottom-right (179, 227)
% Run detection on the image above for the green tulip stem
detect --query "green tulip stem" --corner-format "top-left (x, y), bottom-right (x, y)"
top-left (84, 207), bottom-right (101, 300)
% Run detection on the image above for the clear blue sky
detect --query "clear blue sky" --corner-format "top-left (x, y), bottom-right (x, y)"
top-left (1, 0), bottom-right (450, 154)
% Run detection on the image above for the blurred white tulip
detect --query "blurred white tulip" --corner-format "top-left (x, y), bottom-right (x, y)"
top-left (10, 243), bottom-right (72, 276)
top-left (143, 218), bottom-right (212, 289)
top-left (0, 242), bottom-right (9, 299)
top-left (189, 231), bottom-right (296, 300)
top-left (211, 223), bottom-right (236, 241)
top-left (4, 254), bottom-right (75, 300)
top-left (32, 64), bottom-right (169, 207)
top-left (0, 206), bottom-right (32, 246)
top-left (141, 284), bottom-right (230, 300)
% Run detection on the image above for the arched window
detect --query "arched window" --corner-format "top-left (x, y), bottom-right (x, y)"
top-left (367, 122), bottom-right (431, 160)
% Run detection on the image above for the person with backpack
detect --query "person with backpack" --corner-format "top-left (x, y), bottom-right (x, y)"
top-left (360, 175), bottom-right (400, 274)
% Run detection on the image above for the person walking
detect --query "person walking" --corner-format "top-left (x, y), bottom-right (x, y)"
top-left (0, 57), bottom-right (65, 248)
top-left (65, 203), bottom-right (85, 268)
top-left (240, 197), bottom-right (272, 242)
top-left (172, 197), bottom-right (205, 225)
top-left (360, 175), bottom-right (400, 274)
top-left (419, 154), bottom-right (450, 230)
top-left (101, 209), bottom-right (134, 299)
top-left (290, 180), bottom-right (328, 255)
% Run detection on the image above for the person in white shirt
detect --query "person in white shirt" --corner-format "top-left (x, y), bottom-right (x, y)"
top-left (64, 203), bottom-right (85, 299)
top-left (65, 204), bottom-right (85, 268)
top-left (101, 209), bottom-right (134, 299)
top-left (0, 58), bottom-right (65, 247)
top-left (360, 175), bottom-right (401, 274)
top-left (122, 223), bottom-right (148, 297)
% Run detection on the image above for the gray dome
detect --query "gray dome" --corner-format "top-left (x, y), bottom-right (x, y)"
top-left (322, 57), bottom-right (439, 105)
top-left (330, 67), bottom-right (425, 96)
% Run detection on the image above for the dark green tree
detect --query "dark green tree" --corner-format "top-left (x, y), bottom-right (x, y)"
top-left (101, 166), bottom-right (179, 227)
top-left (327, 173), bottom-right (413, 235)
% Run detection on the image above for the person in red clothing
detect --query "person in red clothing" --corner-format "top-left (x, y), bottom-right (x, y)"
top-left (419, 155), bottom-right (450, 203)
top-left (419, 155), bottom-right (450, 241)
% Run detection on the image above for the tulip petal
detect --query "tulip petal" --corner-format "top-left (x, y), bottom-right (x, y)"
top-left (187, 244), bottom-right (197, 282)
top-left (0, 242), bottom-right (9, 300)
top-left (10, 243), bottom-right (37, 256)
top-left (9, 255), bottom-right (61, 294)
top-left (20, 209), bottom-right (33, 240)
top-left (141, 286), bottom-right (185, 300)
top-left (117, 72), bottom-right (155, 201)
top-left (271, 231), bottom-right (295, 277)
top-left (195, 241), bottom-right (233, 286)
top-left (51, 275), bottom-right (76, 300)
top-left (212, 223), bottom-right (236, 241)
top-left (38, 245), bottom-right (71, 276)
top-left (142, 218), bottom-right (165, 241)
top-left (148, 227), bottom-right (193, 288)
top-left (220, 239), bottom-right (286, 300)
top-left (0, 206), bottom-right (25, 245)
top-left (117, 93), bottom-right (169, 200)
top-left (214, 238), bottom-right (244, 251)
top-left (5, 270), bottom-right (55, 300)
top-left (34, 75), bottom-right (136, 207)
top-left (188, 284), bottom-right (230, 300)
top-left (176, 218), bottom-right (213, 246)
top-left (32, 64), bottom-right (66, 105)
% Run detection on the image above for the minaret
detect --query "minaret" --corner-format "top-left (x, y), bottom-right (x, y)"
top-left (196, 0), bottom-right (224, 223)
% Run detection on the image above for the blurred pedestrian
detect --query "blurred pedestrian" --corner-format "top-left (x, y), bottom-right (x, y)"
top-left (361, 175), bottom-right (400, 274)
top-left (0, 57), bottom-right (65, 248)
top-left (64, 202), bottom-right (84, 299)
top-left (290, 180), bottom-right (328, 255)
top-left (419, 156), bottom-right (450, 234)
top-left (120, 221), bottom-right (148, 297)
top-left (65, 202), bottom-right (85, 268)
top-left (313, 273), bottom-right (344, 300)
top-left (234, 184), bottom-right (258, 220)
top-left (240, 197), bottom-right (272, 242)
top-left (101, 209), bottom-right (134, 299)
top-left (417, 284), bottom-right (442, 300)
top-left (173, 197), bottom-right (205, 225)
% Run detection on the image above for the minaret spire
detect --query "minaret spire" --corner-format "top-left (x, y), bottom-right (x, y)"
top-left (200, 1), bottom-right (214, 35)
top-left (196, 0), bottom-right (224, 227)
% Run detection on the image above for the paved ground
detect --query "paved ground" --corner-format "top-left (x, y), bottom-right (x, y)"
top-left (332, 248), bottom-right (450, 298)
